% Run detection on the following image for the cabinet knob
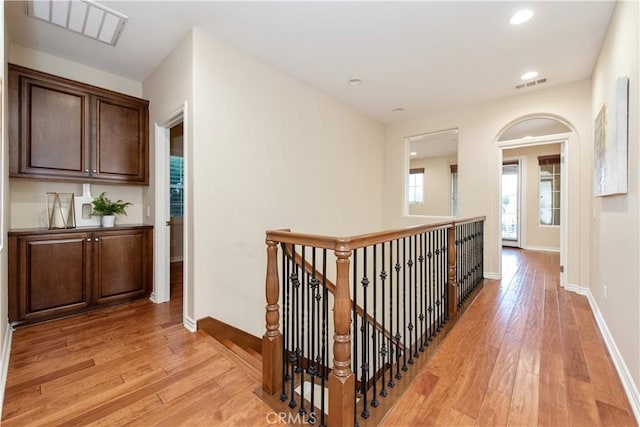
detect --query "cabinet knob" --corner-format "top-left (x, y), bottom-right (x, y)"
top-left (94, 238), bottom-right (99, 242)
top-left (92, 169), bottom-right (97, 173)
top-left (86, 238), bottom-right (91, 242)
top-left (85, 169), bottom-right (89, 173)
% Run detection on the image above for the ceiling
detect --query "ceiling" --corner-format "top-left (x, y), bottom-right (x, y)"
top-left (6, 1), bottom-right (615, 124)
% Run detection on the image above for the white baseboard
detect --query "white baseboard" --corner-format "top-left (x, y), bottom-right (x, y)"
top-left (524, 245), bottom-right (560, 253)
top-left (183, 315), bottom-right (197, 332)
top-left (0, 323), bottom-right (14, 417)
top-left (565, 285), bottom-right (640, 423)
top-left (149, 292), bottom-right (158, 303)
top-left (483, 271), bottom-right (501, 280)
top-left (564, 282), bottom-right (589, 295)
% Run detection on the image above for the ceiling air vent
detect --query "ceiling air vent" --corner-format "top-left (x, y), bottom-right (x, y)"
top-left (515, 78), bottom-right (548, 90)
top-left (25, 0), bottom-right (128, 46)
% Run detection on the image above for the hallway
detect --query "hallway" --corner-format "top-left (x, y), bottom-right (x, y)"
top-left (1, 251), bottom-right (636, 425)
top-left (382, 248), bottom-right (636, 426)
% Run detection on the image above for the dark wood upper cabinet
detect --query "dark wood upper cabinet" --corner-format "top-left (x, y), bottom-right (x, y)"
top-left (9, 64), bottom-right (149, 185)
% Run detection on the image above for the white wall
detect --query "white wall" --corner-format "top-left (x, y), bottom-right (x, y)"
top-left (8, 44), bottom-right (146, 228)
top-left (385, 80), bottom-right (592, 287)
top-left (590, 0), bottom-right (640, 402)
top-left (191, 29), bottom-right (385, 336)
top-left (9, 44), bottom-right (142, 97)
top-left (503, 144), bottom-right (561, 251)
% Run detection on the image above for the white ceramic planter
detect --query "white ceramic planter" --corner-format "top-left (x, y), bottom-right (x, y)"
top-left (102, 215), bottom-right (116, 227)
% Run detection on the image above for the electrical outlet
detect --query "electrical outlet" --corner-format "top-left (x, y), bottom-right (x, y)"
top-left (603, 284), bottom-right (608, 301)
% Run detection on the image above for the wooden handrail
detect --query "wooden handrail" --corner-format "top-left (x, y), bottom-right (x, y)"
top-left (281, 242), bottom-right (406, 352)
top-left (266, 218), bottom-right (464, 252)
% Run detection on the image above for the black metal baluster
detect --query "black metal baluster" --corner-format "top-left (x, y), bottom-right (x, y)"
top-left (401, 238), bottom-right (408, 372)
top-left (309, 248), bottom-right (319, 423)
top-left (381, 241), bottom-right (391, 392)
top-left (427, 231), bottom-right (434, 343)
top-left (436, 230), bottom-right (444, 332)
top-left (418, 233), bottom-right (425, 353)
top-left (388, 241), bottom-right (395, 387)
top-left (407, 236), bottom-right (414, 366)
top-left (289, 245), bottom-right (298, 409)
top-left (299, 247), bottom-right (307, 417)
top-left (395, 239), bottom-right (402, 379)
top-left (413, 234), bottom-right (419, 359)
top-left (361, 247), bottom-right (370, 419)
top-left (440, 228), bottom-right (448, 326)
top-left (320, 249), bottom-right (327, 427)
top-left (371, 244), bottom-right (380, 407)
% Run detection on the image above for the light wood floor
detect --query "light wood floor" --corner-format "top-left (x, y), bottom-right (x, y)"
top-left (382, 248), bottom-right (637, 426)
top-left (2, 251), bottom-right (636, 426)
top-left (1, 262), bottom-right (275, 426)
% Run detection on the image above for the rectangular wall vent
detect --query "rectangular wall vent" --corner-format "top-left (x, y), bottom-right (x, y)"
top-left (515, 78), bottom-right (548, 90)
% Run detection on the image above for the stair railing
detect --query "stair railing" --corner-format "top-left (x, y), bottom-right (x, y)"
top-left (263, 217), bottom-right (485, 426)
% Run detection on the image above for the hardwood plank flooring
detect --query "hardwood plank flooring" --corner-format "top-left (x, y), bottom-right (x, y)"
top-left (3, 252), bottom-right (636, 426)
top-left (382, 248), bottom-right (637, 427)
top-left (2, 261), bottom-right (276, 426)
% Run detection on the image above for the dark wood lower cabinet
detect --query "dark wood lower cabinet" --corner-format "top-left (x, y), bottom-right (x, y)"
top-left (9, 225), bottom-right (153, 324)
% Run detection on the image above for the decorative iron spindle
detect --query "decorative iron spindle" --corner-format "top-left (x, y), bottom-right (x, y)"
top-left (360, 248), bottom-right (370, 419)
top-left (407, 236), bottom-right (414, 366)
top-left (371, 244), bottom-right (379, 408)
top-left (419, 233), bottom-right (426, 352)
top-left (395, 239), bottom-right (402, 379)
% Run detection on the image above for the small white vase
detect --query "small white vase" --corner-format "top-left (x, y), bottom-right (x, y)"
top-left (102, 215), bottom-right (116, 227)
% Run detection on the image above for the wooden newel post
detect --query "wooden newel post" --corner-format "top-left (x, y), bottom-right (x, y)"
top-left (447, 226), bottom-right (458, 319)
top-left (328, 249), bottom-right (355, 427)
top-left (263, 239), bottom-right (283, 395)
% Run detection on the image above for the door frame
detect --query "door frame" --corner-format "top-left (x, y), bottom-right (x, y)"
top-left (501, 156), bottom-right (524, 248)
top-left (153, 102), bottom-right (193, 330)
top-left (498, 133), bottom-right (569, 287)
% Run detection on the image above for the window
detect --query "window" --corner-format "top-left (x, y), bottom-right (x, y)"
top-left (408, 168), bottom-right (424, 204)
top-left (170, 155), bottom-right (184, 217)
top-left (450, 165), bottom-right (458, 216)
top-left (539, 155), bottom-right (561, 226)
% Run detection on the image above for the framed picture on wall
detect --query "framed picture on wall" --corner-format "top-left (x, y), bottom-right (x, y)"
top-left (594, 76), bottom-right (629, 197)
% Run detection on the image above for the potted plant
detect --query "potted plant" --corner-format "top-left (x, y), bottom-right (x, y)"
top-left (91, 192), bottom-right (132, 227)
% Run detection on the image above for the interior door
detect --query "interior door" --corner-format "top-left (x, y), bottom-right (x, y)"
top-left (502, 160), bottom-right (521, 247)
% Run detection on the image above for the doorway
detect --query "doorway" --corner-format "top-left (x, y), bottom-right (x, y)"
top-left (154, 102), bottom-right (193, 331)
top-left (501, 159), bottom-right (521, 247)
top-left (169, 124), bottom-right (184, 304)
top-left (495, 115), bottom-right (572, 288)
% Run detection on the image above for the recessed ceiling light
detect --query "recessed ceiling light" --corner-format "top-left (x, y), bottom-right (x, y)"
top-left (410, 152), bottom-right (417, 156)
top-left (392, 108), bottom-right (404, 113)
top-left (348, 78), bottom-right (362, 86)
top-left (521, 71), bottom-right (539, 80)
top-left (510, 9), bottom-right (534, 25)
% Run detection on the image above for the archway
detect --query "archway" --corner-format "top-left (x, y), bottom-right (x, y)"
top-left (493, 114), bottom-right (578, 288)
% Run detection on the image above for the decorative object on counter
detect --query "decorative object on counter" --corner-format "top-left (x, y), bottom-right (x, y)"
top-left (74, 184), bottom-right (101, 227)
top-left (91, 192), bottom-right (132, 227)
top-left (46, 192), bottom-right (76, 229)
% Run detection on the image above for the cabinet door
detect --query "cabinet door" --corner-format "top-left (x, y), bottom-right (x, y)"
top-left (93, 229), bottom-right (150, 304)
top-left (93, 96), bottom-right (148, 184)
top-left (14, 233), bottom-right (92, 321)
top-left (17, 76), bottom-right (91, 178)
